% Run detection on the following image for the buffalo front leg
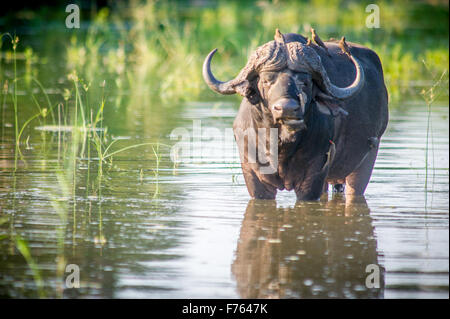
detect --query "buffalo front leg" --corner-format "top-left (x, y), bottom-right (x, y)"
top-left (345, 141), bottom-right (380, 195)
top-left (234, 128), bottom-right (282, 200)
top-left (241, 164), bottom-right (279, 200)
top-left (295, 157), bottom-right (329, 201)
top-left (296, 144), bottom-right (335, 201)
top-left (295, 172), bottom-right (328, 200)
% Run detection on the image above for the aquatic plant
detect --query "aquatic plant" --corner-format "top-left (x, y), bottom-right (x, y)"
top-left (15, 235), bottom-right (46, 298)
top-left (420, 64), bottom-right (448, 204)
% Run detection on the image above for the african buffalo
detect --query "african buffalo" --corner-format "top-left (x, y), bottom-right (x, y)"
top-left (203, 29), bottom-right (389, 200)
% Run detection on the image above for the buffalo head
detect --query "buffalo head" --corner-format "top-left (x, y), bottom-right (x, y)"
top-left (203, 29), bottom-right (364, 142)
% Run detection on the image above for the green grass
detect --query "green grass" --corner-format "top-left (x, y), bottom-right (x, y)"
top-left (15, 235), bottom-right (46, 298)
top-left (2, 1), bottom-right (448, 109)
top-left (61, 0), bottom-right (449, 104)
top-left (421, 66), bottom-right (448, 206)
top-left (1, 24), bottom-right (173, 297)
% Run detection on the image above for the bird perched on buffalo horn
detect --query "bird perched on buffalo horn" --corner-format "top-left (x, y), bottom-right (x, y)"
top-left (311, 28), bottom-right (331, 56)
top-left (274, 28), bottom-right (286, 44)
top-left (339, 36), bottom-right (351, 56)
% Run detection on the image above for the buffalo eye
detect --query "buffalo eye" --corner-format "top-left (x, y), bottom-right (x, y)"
top-left (260, 72), bottom-right (277, 85)
top-left (293, 73), bottom-right (310, 86)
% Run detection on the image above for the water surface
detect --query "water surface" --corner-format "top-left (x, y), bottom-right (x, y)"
top-left (0, 100), bottom-right (448, 298)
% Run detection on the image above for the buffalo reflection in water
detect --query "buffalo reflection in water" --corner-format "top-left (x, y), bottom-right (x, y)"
top-left (232, 195), bottom-right (384, 298)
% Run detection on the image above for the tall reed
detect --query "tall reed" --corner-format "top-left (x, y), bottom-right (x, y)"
top-left (420, 62), bottom-right (448, 206)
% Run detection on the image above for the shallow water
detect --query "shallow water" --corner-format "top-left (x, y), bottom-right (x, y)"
top-left (0, 99), bottom-right (448, 299)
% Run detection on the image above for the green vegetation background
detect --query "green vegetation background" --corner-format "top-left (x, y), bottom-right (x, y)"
top-left (1, 0), bottom-right (449, 107)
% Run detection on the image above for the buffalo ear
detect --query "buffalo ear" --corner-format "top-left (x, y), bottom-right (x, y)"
top-left (312, 82), bottom-right (333, 101)
top-left (315, 97), bottom-right (349, 117)
top-left (316, 100), bottom-right (332, 115)
top-left (313, 85), bottom-right (349, 117)
top-left (234, 80), bottom-right (261, 105)
top-left (315, 90), bottom-right (334, 115)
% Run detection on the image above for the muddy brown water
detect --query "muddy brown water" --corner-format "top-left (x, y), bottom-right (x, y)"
top-left (0, 99), bottom-right (448, 298)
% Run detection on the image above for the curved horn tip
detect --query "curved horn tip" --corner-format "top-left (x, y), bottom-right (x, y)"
top-left (331, 56), bottom-right (365, 100)
top-left (202, 48), bottom-right (236, 95)
top-left (202, 48), bottom-right (217, 76)
top-left (206, 48), bottom-right (218, 59)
